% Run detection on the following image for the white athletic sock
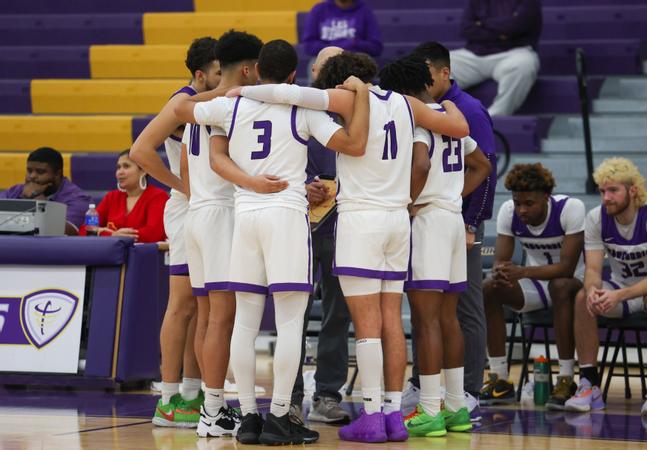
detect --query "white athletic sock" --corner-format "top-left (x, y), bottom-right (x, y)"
top-left (356, 338), bottom-right (383, 414)
top-left (444, 367), bottom-right (466, 412)
top-left (270, 394), bottom-right (292, 417)
top-left (181, 377), bottom-right (202, 401)
top-left (419, 374), bottom-right (441, 416)
top-left (161, 382), bottom-right (180, 405)
top-left (204, 388), bottom-right (224, 416)
top-left (229, 292), bottom-right (265, 416)
top-left (272, 292), bottom-right (308, 417)
top-left (558, 359), bottom-right (575, 377)
top-left (488, 355), bottom-right (509, 380)
top-left (383, 391), bottom-right (402, 414)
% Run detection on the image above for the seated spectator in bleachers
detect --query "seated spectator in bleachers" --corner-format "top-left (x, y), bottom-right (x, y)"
top-left (451, 0), bottom-right (542, 116)
top-left (301, 0), bottom-right (383, 64)
top-left (80, 149), bottom-right (168, 243)
top-left (481, 163), bottom-right (585, 410)
top-left (565, 158), bottom-right (647, 414)
top-left (0, 147), bottom-right (90, 235)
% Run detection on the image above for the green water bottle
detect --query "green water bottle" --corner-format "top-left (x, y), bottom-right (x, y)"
top-left (534, 355), bottom-right (550, 406)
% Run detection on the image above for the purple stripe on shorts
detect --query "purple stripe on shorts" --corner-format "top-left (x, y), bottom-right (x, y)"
top-left (305, 214), bottom-right (312, 284)
top-left (403, 94), bottom-right (414, 133)
top-left (227, 96), bottom-right (242, 139)
top-left (333, 266), bottom-right (407, 280)
top-left (205, 282), bottom-right (231, 292)
top-left (529, 278), bottom-right (549, 309)
top-left (291, 106), bottom-right (308, 145)
top-left (169, 264), bottom-right (189, 276)
top-left (269, 283), bottom-right (313, 293)
top-left (168, 134), bottom-right (182, 142)
top-left (192, 287), bottom-right (208, 296)
top-left (404, 280), bottom-right (466, 292)
top-left (370, 90), bottom-right (392, 101)
top-left (228, 282), bottom-right (268, 295)
top-left (622, 301), bottom-right (629, 317)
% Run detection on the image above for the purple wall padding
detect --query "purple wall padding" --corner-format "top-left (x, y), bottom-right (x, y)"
top-left (0, 14), bottom-right (143, 46)
top-left (116, 243), bottom-right (167, 382)
top-left (0, 46), bottom-right (90, 79)
top-left (0, 80), bottom-right (31, 113)
top-left (1, 0), bottom-right (193, 14)
top-left (0, 236), bottom-right (132, 265)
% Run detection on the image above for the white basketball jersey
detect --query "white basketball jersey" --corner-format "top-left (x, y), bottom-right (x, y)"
top-left (414, 103), bottom-right (478, 212)
top-left (193, 96), bottom-right (341, 214)
top-left (336, 86), bottom-right (414, 211)
top-left (181, 124), bottom-right (234, 210)
top-left (164, 85), bottom-right (197, 195)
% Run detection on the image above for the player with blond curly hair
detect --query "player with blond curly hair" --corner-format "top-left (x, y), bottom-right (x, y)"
top-left (565, 157), bottom-right (647, 413)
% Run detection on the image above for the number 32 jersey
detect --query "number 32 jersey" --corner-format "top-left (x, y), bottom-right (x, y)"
top-left (498, 194), bottom-right (586, 278)
top-left (194, 96), bottom-right (341, 214)
top-left (413, 102), bottom-right (478, 212)
top-left (585, 204), bottom-right (647, 286)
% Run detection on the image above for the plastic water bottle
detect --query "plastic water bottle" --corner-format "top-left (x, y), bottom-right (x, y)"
top-left (533, 355), bottom-right (550, 406)
top-left (84, 204), bottom-right (99, 236)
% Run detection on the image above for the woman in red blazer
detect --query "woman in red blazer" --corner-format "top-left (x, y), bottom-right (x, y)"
top-left (81, 149), bottom-right (168, 242)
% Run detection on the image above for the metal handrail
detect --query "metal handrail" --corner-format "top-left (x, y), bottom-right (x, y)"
top-left (576, 48), bottom-right (597, 194)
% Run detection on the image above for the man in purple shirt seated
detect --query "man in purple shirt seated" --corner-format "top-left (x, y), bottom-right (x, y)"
top-left (450, 0), bottom-right (542, 116)
top-left (0, 147), bottom-right (91, 235)
top-left (301, 0), bottom-right (383, 58)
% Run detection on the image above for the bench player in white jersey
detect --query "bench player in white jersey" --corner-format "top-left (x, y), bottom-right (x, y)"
top-left (481, 163), bottom-right (586, 411)
top-left (378, 55), bottom-right (491, 437)
top-left (232, 51), bottom-right (469, 443)
top-left (178, 31), bottom-right (264, 438)
top-left (564, 158), bottom-right (647, 413)
top-left (130, 37), bottom-right (225, 427)
top-left (176, 40), bottom-right (370, 445)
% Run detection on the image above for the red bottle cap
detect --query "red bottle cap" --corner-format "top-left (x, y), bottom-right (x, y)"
top-left (535, 355), bottom-right (548, 363)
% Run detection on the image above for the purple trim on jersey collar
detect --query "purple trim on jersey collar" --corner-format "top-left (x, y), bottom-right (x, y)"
top-left (269, 283), bottom-right (313, 293)
top-left (291, 105), bottom-right (309, 145)
top-left (192, 287), bottom-right (208, 297)
top-left (170, 85), bottom-right (197, 99)
top-left (227, 96), bottom-right (242, 139)
top-left (228, 282), bottom-right (268, 295)
top-left (370, 90), bottom-right (392, 101)
top-left (529, 279), bottom-right (549, 309)
top-left (403, 95), bottom-right (414, 133)
top-left (600, 204), bottom-right (647, 245)
top-left (169, 264), bottom-right (189, 276)
top-left (511, 196), bottom-right (568, 238)
top-left (168, 134), bottom-right (182, 143)
top-left (404, 280), bottom-right (467, 292)
top-left (205, 281), bottom-right (231, 292)
top-left (333, 266), bottom-right (407, 280)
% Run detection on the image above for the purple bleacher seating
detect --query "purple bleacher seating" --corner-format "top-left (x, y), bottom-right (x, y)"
top-left (1, 0), bottom-right (192, 14)
top-left (0, 14), bottom-right (143, 46)
top-left (71, 153), bottom-right (170, 192)
top-left (366, 0), bottom-right (646, 8)
top-left (467, 76), bottom-right (605, 115)
top-left (296, 39), bottom-right (642, 77)
top-left (0, 80), bottom-right (31, 113)
top-left (0, 46), bottom-right (90, 79)
top-left (297, 6), bottom-right (647, 46)
top-left (491, 116), bottom-right (552, 154)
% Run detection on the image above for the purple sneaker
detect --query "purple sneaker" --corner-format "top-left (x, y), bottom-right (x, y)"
top-left (564, 378), bottom-right (605, 412)
top-left (338, 410), bottom-right (387, 443)
top-left (384, 411), bottom-right (408, 442)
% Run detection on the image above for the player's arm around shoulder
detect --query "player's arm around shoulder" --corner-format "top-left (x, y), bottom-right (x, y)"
top-left (408, 97), bottom-right (469, 139)
top-left (324, 77), bottom-right (370, 156)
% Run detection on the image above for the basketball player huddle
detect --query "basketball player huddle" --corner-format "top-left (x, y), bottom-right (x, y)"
top-left (132, 29), bottom-right (500, 445)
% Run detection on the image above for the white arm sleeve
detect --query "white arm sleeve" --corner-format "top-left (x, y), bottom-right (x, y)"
top-left (240, 84), bottom-right (330, 110)
top-left (413, 126), bottom-right (431, 148)
top-left (584, 206), bottom-right (604, 251)
top-left (496, 200), bottom-right (515, 236)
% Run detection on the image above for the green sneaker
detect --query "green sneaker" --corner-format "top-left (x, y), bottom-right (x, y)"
top-left (404, 405), bottom-right (447, 437)
top-left (152, 393), bottom-right (200, 428)
top-left (442, 407), bottom-right (473, 432)
top-left (182, 390), bottom-right (204, 411)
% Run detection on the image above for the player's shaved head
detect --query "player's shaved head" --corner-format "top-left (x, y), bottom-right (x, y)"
top-left (312, 46), bottom-right (343, 81)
